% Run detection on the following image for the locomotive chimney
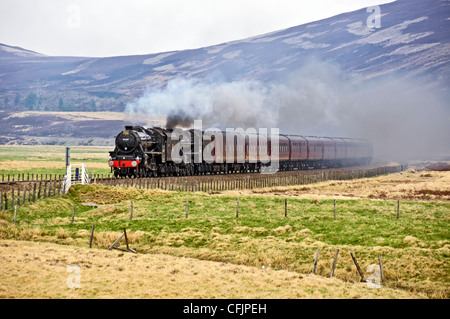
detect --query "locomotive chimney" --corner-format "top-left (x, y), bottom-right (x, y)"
top-left (125, 125), bottom-right (133, 130)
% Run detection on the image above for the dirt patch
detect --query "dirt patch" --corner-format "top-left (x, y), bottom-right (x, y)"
top-left (415, 189), bottom-right (450, 196)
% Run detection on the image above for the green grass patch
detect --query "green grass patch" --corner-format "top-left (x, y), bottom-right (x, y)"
top-left (0, 183), bottom-right (448, 298)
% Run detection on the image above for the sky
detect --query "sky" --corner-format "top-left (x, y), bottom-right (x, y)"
top-left (0, 0), bottom-right (395, 57)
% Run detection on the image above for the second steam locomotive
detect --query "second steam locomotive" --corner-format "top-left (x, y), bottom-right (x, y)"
top-left (108, 125), bottom-right (373, 178)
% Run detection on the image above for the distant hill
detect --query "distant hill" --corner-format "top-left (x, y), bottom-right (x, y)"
top-left (0, 110), bottom-right (164, 145)
top-left (0, 0), bottom-right (448, 113)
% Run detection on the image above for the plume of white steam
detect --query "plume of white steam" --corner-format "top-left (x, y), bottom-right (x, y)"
top-left (124, 60), bottom-right (449, 161)
top-left (125, 77), bottom-right (280, 129)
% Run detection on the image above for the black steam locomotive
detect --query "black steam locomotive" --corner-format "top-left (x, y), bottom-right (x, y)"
top-left (108, 125), bottom-right (373, 178)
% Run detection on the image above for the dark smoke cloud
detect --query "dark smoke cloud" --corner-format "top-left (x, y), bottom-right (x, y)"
top-left (165, 110), bottom-right (195, 129)
top-left (125, 59), bottom-right (450, 161)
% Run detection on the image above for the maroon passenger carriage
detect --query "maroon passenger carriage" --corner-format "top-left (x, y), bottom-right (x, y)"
top-left (109, 126), bottom-right (373, 178)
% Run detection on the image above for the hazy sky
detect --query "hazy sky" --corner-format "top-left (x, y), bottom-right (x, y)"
top-left (0, 0), bottom-right (395, 57)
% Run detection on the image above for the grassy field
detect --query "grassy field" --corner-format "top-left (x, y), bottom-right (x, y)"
top-left (0, 170), bottom-right (448, 299)
top-left (0, 145), bottom-right (112, 177)
top-left (0, 239), bottom-right (423, 299)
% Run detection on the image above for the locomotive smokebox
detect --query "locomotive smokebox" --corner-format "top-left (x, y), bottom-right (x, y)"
top-left (116, 130), bottom-right (138, 153)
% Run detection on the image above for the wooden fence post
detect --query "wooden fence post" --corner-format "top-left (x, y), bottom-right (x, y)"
top-left (71, 205), bottom-right (77, 224)
top-left (130, 200), bottom-right (133, 220)
top-left (350, 252), bottom-right (365, 282)
top-left (38, 182), bottom-right (41, 199)
top-left (23, 185), bottom-right (26, 205)
top-left (285, 197), bottom-right (287, 217)
top-left (312, 249), bottom-right (320, 274)
top-left (123, 228), bottom-right (129, 251)
top-left (397, 200), bottom-right (400, 219)
top-left (330, 249), bottom-right (340, 278)
top-left (14, 205), bottom-right (17, 225)
top-left (108, 233), bottom-right (125, 250)
top-left (334, 199), bottom-right (336, 218)
top-left (89, 224), bottom-right (95, 248)
top-left (236, 197), bottom-right (239, 218)
top-left (378, 254), bottom-right (384, 282)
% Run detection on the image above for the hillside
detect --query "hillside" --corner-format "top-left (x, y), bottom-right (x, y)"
top-left (0, 110), bottom-right (165, 145)
top-left (0, 0), bottom-right (448, 113)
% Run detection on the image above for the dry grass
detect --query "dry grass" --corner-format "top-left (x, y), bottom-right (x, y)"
top-left (243, 170), bottom-right (450, 202)
top-left (0, 239), bottom-right (425, 299)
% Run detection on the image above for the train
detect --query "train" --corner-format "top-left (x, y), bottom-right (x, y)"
top-left (108, 125), bottom-right (373, 178)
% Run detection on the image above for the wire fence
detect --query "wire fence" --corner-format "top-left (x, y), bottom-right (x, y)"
top-left (0, 164), bottom-right (407, 212)
top-left (92, 164), bottom-right (406, 192)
